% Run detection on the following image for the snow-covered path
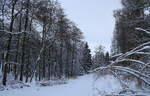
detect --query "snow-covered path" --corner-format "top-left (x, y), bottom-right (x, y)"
top-left (0, 75), bottom-right (94, 96)
top-left (0, 74), bottom-right (122, 96)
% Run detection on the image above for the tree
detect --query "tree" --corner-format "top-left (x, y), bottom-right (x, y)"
top-left (93, 45), bottom-right (104, 67)
top-left (112, 0), bottom-right (150, 54)
top-left (20, 0), bottom-right (30, 82)
top-left (105, 52), bottom-right (110, 65)
top-left (2, 0), bottom-right (21, 86)
top-left (82, 42), bottom-right (92, 73)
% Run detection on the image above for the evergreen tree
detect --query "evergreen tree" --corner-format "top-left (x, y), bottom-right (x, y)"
top-left (82, 42), bottom-right (92, 73)
top-left (105, 52), bottom-right (110, 65)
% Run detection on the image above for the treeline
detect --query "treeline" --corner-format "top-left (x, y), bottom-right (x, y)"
top-left (0, 0), bottom-right (92, 85)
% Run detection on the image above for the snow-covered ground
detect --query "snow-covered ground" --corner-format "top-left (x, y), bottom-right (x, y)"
top-left (0, 74), bottom-right (123, 96)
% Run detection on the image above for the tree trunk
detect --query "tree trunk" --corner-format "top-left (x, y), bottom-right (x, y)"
top-left (20, 0), bottom-right (30, 81)
top-left (2, 0), bottom-right (18, 85)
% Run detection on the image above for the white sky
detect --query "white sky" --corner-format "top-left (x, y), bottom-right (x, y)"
top-left (59, 0), bottom-right (122, 54)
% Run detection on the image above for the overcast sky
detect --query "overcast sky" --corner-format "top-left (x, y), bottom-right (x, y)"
top-left (59, 0), bottom-right (122, 54)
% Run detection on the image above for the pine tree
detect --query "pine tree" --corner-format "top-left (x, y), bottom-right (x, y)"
top-left (105, 52), bottom-right (110, 65)
top-left (82, 42), bottom-right (92, 73)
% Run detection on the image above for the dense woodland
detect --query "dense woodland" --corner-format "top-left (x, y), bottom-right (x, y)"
top-left (0, 0), bottom-right (94, 86)
top-left (0, 0), bottom-right (150, 94)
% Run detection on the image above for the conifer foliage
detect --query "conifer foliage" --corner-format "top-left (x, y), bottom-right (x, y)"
top-left (82, 42), bottom-right (92, 73)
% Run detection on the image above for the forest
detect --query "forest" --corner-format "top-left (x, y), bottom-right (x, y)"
top-left (0, 0), bottom-right (150, 96)
top-left (0, 0), bottom-right (93, 85)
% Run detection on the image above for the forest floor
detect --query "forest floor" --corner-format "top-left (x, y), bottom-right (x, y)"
top-left (0, 74), bottom-right (123, 96)
top-left (1, 74), bottom-right (148, 96)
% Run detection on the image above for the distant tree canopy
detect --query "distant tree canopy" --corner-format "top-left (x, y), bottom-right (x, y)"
top-left (92, 45), bottom-right (110, 69)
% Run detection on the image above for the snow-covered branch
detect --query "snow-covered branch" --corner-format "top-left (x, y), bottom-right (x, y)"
top-left (112, 66), bottom-right (150, 86)
top-left (115, 59), bottom-right (148, 66)
top-left (89, 67), bottom-right (109, 73)
top-left (3, 61), bottom-right (20, 66)
top-left (132, 52), bottom-right (150, 55)
top-left (116, 42), bottom-right (150, 60)
top-left (0, 30), bottom-right (31, 35)
top-left (135, 28), bottom-right (150, 35)
top-left (111, 53), bottom-right (123, 58)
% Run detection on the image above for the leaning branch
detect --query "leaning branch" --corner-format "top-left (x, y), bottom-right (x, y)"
top-left (135, 28), bottom-right (150, 35)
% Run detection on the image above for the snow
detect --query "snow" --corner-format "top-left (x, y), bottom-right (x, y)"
top-left (0, 74), bottom-right (123, 96)
top-left (93, 75), bottom-right (122, 95)
top-left (111, 53), bottom-right (123, 58)
top-left (135, 28), bottom-right (150, 35)
top-left (0, 30), bottom-right (31, 35)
